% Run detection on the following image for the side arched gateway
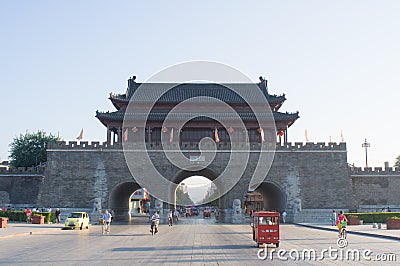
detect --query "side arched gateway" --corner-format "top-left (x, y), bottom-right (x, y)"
top-left (109, 181), bottom-right (142, 221)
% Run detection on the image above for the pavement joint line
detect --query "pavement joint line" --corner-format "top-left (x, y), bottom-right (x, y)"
top-left (295, 223), bottom-right (400, 241)
top-left (0, 230), bottom-right (57, 239)
top-left (0, 226), bottom-right (63, 239)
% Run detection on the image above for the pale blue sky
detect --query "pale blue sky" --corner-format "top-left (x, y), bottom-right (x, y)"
top-left (1, 1), bottom-right (399, 167)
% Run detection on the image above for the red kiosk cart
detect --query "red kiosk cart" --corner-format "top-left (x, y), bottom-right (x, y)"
top-left (251, 211), bottom-right (280, 247)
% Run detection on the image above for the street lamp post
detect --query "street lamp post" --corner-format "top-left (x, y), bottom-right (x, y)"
top-left (362, 138), bottom-right (370, 168)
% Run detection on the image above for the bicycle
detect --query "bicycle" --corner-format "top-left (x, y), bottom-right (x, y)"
top-left (150, 220), bottom-right (159, 235)
top-left (336, 221), bottom-right (348, 248)
top-left (339, 226), bottom-right (347, 239)
top-left (100, 218), bottom-right (110, 235)
top-left (26, 213), bottom-right (32, 223)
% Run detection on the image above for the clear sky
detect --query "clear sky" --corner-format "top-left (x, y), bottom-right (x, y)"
top-left (181, 176), bottom-right (212, 204)
top-left (1, 1), bottom-right (399, 168)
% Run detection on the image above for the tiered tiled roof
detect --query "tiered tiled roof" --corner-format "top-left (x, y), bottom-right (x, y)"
top-left (97, 79), bottom-right (299, 130)
top-left (109, 83), bottom-right (286, 111)
top-left (96, 110), bottom-right (298, 124)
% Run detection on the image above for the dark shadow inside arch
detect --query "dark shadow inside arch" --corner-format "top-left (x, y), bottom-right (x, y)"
top-left (173, 168), bottom-right (219, 185)
top-left (253, 182), bottom-right (287, 213)
top-left (109, 181), bottom-right (142, 222)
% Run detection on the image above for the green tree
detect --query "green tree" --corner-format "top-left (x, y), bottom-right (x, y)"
top-left (200, 189), bottom-right (220, 206)
top-left (395, 155), bottom-right (400, 168)
top-left (9, 130), bottom-right (60, 167)
top-left (176, 187), bottom-right (194, 206)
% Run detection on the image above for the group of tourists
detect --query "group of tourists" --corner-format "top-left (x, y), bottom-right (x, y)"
top-left (149, 209), bottom-right (181, 235)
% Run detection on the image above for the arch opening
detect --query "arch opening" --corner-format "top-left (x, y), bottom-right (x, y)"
top-left (109, 181), bottom-right (143, 222)
top-left (245, 182), bottom-right (287, 214)
top-left (130, 188), bottom-right (151, 216)
top-left (169, 169), bottom-right (223, 220)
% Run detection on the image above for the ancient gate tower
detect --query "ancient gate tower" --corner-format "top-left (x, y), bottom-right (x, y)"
top-left (38, 76), bottom-right (353, 223)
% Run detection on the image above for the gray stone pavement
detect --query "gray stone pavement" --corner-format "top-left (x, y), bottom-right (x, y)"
top-left (0, 222), bottom-right (63, 239)
top-left (0, 219), bottom-right (399, 265)
top-left (2, 220), bottom-right (400, 241)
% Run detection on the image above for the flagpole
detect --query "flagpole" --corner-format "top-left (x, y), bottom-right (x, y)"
top-left (362, 138), bottom-right (370, 168)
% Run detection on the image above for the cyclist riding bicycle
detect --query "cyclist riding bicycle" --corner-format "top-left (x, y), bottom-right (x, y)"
top-left (102, 210), bottom-right (112, 234)
top-left (150, 211), bottom-right (160, 235)
top-left (25, 208), bottom-right (32, 223)
top-left (336, 211), bottom-right (348, 237)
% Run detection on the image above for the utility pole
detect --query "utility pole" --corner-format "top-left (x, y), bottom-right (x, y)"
top-left (362, 138), bottom-right (370, 168)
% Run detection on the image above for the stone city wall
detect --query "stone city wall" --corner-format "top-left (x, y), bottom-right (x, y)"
top-left (40, 141), bottom-right (351, 212)
top-left (0, 167), bottom-right (44, 205)
top-left (351, 167), bottom-right (400, 208)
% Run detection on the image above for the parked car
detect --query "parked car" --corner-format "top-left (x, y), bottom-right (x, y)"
top-left (64, 212), bottom-right (90, 230)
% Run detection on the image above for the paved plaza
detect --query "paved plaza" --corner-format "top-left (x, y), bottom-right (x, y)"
top-left (0, 218), bottom-right (399, 265)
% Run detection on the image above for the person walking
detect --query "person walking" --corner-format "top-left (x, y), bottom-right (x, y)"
top-left (332, 210), bottom-right (337, 226)
top-left (55, 208), bottom-right (61, 224)
top-left (168, 210), bottom-right (173, 226)
top-left (173, 209), bottom-right (179, 223)
top-left (282, 210), bottom-right (287, 224)
top-left (110, 209), bottom-right (115, 222)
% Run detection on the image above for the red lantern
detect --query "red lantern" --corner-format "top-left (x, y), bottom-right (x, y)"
top-left (162, 127), bottom-right (168, 133)
top-left (278, 131), bottom-right (284, 136)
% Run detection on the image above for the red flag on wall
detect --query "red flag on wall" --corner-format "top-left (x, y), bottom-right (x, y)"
top-left (76, 128), bottom-right (84, 140)
top-left (258, 128), bottom-right (265, 142)
top-left (214, 128), bottom-right (220, 143)
top-left (169, 128), bottom-right (174, 143)
top-left (123, 128), bottom-right (128, 142)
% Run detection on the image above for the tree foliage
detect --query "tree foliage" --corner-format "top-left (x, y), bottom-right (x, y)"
top-left (395, 155), bottom-right (400, 169)
top-left (9, 130), bottom-right (60, 167)
top-left (176, 187), bottom-right (194, 206)
top-left (200, 189), bottom-right (220, 206)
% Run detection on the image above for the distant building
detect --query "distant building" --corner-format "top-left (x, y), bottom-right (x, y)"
top-left (130, 188), bottom-right (150, 214)
top-left (205, 183), bottom-right (217, 199)
top-left (180, 183), bottom-right (188, 194)
top-left (244, 191), bottom-right (264, 214)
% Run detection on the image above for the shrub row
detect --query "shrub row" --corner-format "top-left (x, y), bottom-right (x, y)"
top-left (0, 211), bottom-right (55, 223)
top-left (345, 212), bottom-right (400, 223)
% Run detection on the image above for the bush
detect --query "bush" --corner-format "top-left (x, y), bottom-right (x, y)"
top-left (0, 211), bottom-right (55, 223)
top-left (345, 212), bottom-right (400, 223)
top-left (0, 210), bottom-right (25, 221)
top-left (32, 212), bottom-right (55, 223)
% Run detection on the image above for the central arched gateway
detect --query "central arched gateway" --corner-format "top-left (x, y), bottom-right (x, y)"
top-left (167, 168), bottom-right (226, 216)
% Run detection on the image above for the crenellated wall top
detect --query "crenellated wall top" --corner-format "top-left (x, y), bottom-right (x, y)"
top-left (47, 141), bottom-right (346, 151)
top-left (0, 166), bottom-right (45, 174)
top-left (350, 166), bottom-right (400, 175)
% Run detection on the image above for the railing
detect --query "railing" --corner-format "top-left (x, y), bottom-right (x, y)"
top-left (47, 141), bottom-right (347, 151)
